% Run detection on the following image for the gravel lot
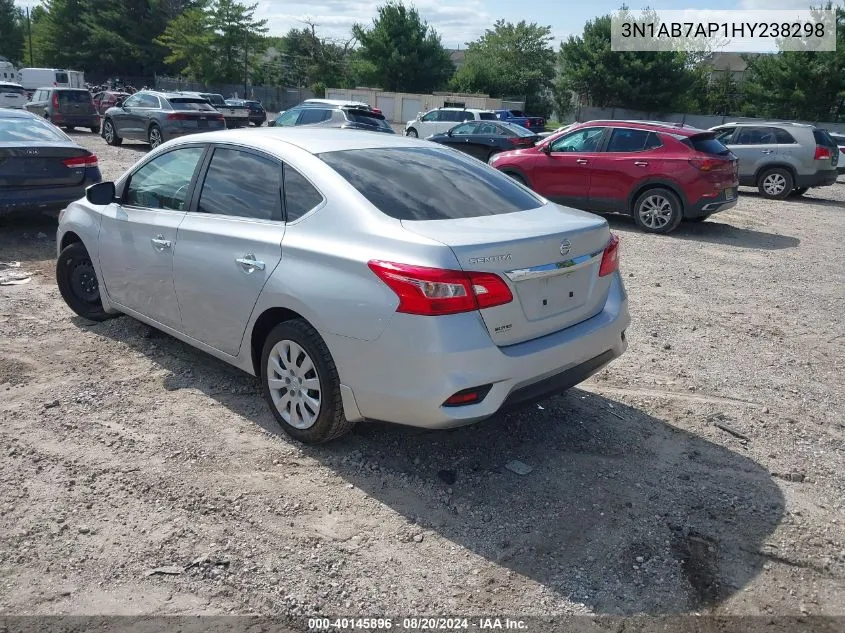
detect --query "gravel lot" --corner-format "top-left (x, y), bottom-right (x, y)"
top-left (1, 129), bottom-right (844, 621)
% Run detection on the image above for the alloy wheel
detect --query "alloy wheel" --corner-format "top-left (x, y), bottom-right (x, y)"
top-left (266, 339), bottom-right (322, 430)
top-left (762, 173), bottom-right (787, 196)
top-left (103, 122), bottom-right (114, 143)
top-left (149, 127), bottom-right (162, 149)
top-left (637, 194), bottom-right (674, 230)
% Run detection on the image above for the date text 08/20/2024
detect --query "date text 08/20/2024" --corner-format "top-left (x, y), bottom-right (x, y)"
top-left (308, 617), bottom-right (529, 630)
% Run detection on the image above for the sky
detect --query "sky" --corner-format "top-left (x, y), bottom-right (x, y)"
top-left (12, 0), bottom-right (822, 49)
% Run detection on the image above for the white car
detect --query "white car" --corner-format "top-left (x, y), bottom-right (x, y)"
top-left (0, 82), bottom-right (27, 109)
top-left (405, 107), bottom-right (499, 138)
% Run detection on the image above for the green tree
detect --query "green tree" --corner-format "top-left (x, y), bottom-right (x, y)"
top-left (36, 0), bottom-right (91, 69)
top-left (740, 5), bottom-right (845, 121)
top-left (450, 20), bottom-right (556, 116)
top-left (557, 14), bottom-right (698, 113)
top-left (208, 0), bottom-right (267, 84)
top-left (156, 4), bottom-right (217, 81)
top-left (704, 70), bottom-right (743, 116)
top-left (264, 23), bottom-right (355, 90)
top-left (352, 1), bottom-right (453, 92)
top-left (0, 0), bottom-right (25, 65)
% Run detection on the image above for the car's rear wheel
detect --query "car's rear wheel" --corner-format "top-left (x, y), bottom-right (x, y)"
top-left (406, 128), bottom-right (418, 137)
top-left (148, 124), bottom-right (163, 149)
top-left (789, 187), bottom-right (808, 197)
top-left (260, 319), bottom-right (353, 444)
top-left (758, 167), bottom-right (793, 200)
top-left (56, 242), bottom-right (114, 322)
top-left (632, 188), bottom-right (683, 234)
top-left (102, 119), bottom-right (122, 146)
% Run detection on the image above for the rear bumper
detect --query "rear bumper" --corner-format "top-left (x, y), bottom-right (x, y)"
top-left (53, 115), bottom-right (100, 127)
top-left (686, 190), bottom-right (738, 218)
top-left (224, 117), bottom-right (250, 128)
top-left (795, 171), bottom-right (838, 188)
top-left (0, 173), bottom-right (101, 214)
top-left (249, 113), bottom-right (267, 125)
top-left (326, 273), bottom-right (630, 429)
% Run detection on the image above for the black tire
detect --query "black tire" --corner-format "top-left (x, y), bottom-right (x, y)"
top-left (148, 124), bottom-right (163, 149)
top-left (260, 319), bottom-right (353, 444)
top-left (56, 242), bottom-right (114, 322)
top-left (789, 187), bottom-right (808, 197)
top-left (102, 119), bottom-right (122, 146)
top-left (632, 187), bottom-right (684, 234)
top-left (757, 167), bottom-right (794, 200)
top-left (406, 128), bottom-right (418, 138)
top-left (90, 125), bottom-right (100, 134)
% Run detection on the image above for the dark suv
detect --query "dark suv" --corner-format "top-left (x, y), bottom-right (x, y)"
top-left (269, 101), bottom-right (394, 134)
top-left (25, 88), bottom-right (100, 133)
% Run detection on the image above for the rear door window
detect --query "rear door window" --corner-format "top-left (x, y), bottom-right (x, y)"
top-left (773, 128), bottom-right (797, 144)
top-left (735, 127), bottom-right (776, 145)
top-left (197, 148), bottom-right (282, 221)
top-left (298, 108), bottom-right (330, 125)
top-left (319, 147), bottom-right (543, 221)
top-left (606, 128), bottom-right (656, 152)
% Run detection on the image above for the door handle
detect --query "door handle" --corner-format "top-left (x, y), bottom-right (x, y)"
top-left (761, 150), bottom-right (774, 154)
top-left (576, 159), bottom-right (589, 165)
top-left (634, 161), bottom-right (649, 167)
top-left (151, 235), bottom-right (171, 251)
top-left (236, 254), bottom-right (265, 273)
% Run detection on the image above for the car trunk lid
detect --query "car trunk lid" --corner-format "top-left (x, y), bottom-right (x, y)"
top-left (0, 143), bottom-right (93, 188)
top-left (401, 204), bottom-right (613, 346)
top-left (57, 91), bottom-right (96, 116)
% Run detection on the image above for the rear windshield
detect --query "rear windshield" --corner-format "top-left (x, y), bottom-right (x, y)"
top-left (168, 98), bottom-right (216, 111)
top-left (55, 72), bottom-right (68, 84)
top-left (682, 133), bottom-right (731, 155)
top-left (499, 121), bottom-right (535, 137)
top-left (813, 129), bottom-right (836, 147)
top-left (0, 84), bottom-right (26, 95)
top-left (346, 109), bottom-right (392, 130)
top-left (319, 147), bottom-right (543, 221)
top-left (58, 90), bottom-right (92, 103)
top-left (0, 116), bottom-right (68, 142)
top-left (510, 110), bottom-right (526, 117)
top-left (479, 112), bottom-right (498, 120)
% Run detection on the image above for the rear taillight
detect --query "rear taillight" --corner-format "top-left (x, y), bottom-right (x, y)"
top-left (598, 234), bottom-right (620, 277)
top-left (814, 145), bottom-right (832, 160)
top-left (51, 92), bottom-right (59, 109)
top-left (443, 385), bottom-right (492, 407)
top-left (214, 113), bottom-right (224, 121)
top-left (63, 154), bottom-right (98, 168)
top-left (368, 260), bottom-right (513, 316)
top-left (689, 156), bottom-right (722, 171)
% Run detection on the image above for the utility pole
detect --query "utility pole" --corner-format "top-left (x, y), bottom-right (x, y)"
top-left (26, 7), bottom-right (33, 65)
top-left (243, 35), bottom-right (248, 98)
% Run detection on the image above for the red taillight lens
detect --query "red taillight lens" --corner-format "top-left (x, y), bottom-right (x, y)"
top-left (689, 156), bottom-right (718, 171)
top-left (814, 145), bottom-right (832, 160)
top-left (368, 260), bottom-right (513, 316)
top-left (167, 112), bottom-right (192, 120)
top-left (598, 234), bottom-right (620, 277)
top-left (62, 154), bottom-right (98, 168)
top-left (51, 93), bottom-right (59, 109)
top-left (215, 113), bottom-right (225, 121)
top-left (443, 385), bottom-right (492, 407)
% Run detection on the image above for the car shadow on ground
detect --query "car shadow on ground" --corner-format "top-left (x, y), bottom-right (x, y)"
top-left (80, 315), bottom-right (785, 615)
top-left (739, 190), bottom-right (844, 208)
top-left (605, 215), bottom-right (800, 251)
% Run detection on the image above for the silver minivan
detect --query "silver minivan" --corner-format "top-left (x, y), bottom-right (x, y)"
top-left (710, 122), bottom-right (839, 199)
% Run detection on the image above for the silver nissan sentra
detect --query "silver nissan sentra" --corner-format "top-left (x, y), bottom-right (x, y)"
top-left (56, 128), bottom-right (630, 444)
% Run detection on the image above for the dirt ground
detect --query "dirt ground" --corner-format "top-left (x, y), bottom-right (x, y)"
top-left (1, 129), bottom-right (844, 622)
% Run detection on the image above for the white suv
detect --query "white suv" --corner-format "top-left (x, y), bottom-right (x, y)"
top-left (405, 107), bottom-right (498, 138)
top-left (0, 82), bottom-right (27, 109)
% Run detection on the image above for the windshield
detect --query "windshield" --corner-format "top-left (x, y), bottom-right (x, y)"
top-left (319, 147), bottom-right (543, 221)
top-left (0, 115), bottom-right (69, 142)
top-left (168, 98), bottom-right (216, 111)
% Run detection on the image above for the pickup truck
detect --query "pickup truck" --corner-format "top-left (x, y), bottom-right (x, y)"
top-left (493, 109), bottom-right (545, 134)
top-left (182, 92), bottom-right (250, 128)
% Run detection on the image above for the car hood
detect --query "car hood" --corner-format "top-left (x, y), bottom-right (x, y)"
top-left (491, 147), bottom-right (537, 161)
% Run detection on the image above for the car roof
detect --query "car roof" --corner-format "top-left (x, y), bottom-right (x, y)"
top-left (719, 121), bottom-right (814, 128)
top-left (439, 107), bottom-right (496, 113)
top-left (167, 127), bottom-right (432, 155)
top-left (303, 99), bottom-right (368, 107)
top-left (580, 119), bottom-right (707, 137)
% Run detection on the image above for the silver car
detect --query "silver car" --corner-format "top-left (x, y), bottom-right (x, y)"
top-left (56, 129), bottom-right (630, 443)
top-left (710, 122), bottom-right (839, 199)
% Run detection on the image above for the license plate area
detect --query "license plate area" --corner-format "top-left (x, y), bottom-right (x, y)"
top-left (724, 187), bottom-right (736, 201)
top-left (515, 267), bottom-right (592, 321)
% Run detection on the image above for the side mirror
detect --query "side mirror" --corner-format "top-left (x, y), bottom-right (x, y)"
top-left (540, 143), bottom-right (552, 155)
top-left (86, 181), bottom-right (116, 205)
top-left (447, 129), bottom-right (453, 137)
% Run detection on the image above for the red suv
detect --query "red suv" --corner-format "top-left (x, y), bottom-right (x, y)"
top-left (92, 90), bottom-right (130, 115)
top-left (489, 120), bottom-right (739, 234)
